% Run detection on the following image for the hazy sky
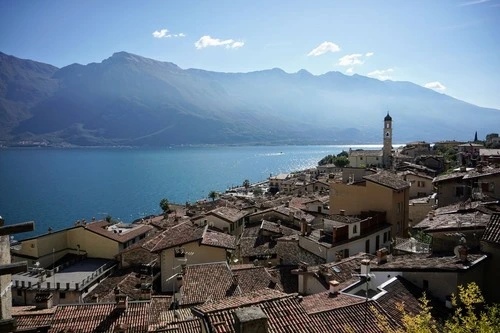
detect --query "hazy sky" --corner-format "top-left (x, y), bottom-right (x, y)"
top-left (1, 0), bottom-right (499, 109)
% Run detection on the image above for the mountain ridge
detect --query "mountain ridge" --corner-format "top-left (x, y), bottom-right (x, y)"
top-left (1, 50), bottom-right (498, 146)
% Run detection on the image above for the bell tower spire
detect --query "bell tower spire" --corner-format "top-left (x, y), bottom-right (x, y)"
top-left (383, 112), bottom-right (392, 168)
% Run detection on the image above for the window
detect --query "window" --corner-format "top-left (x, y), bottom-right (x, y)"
top-left (203, 219), bottom-right (207, 226)
top-left (353, 224), bottom-right (357, 234)
top-left (376, 235), bottom-right (380, 250)
top-left (365, 239), bottom-right (370, 253)
top-left (386, 123), bottom-right (390, 129)
top-left (59, 292), bottom-right (66, 299)
top-left (344, 249), bottom-right (349, 258)
top-left (17, 289), bottom-right (22, 297)
top-left (397, 202), bottom-right (402, 214)
top-left (417, 181), bottom-right (425, 187)
top-left (230, 224), bottom-right (234, 232)
top-left (383, 232), bottom-right (387, 243)
top-left (456, 186), bottom-right (464, 197)
top-left (317, 206), bottom-right (322, 213)
top-left (360, 157), bottom-right (363, 160)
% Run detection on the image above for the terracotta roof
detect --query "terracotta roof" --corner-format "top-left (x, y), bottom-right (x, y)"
top-left (302, 291), bottom-right (365, 314)
top-left (308, 254), bottom-right (374, 290)
top-left (273, 206), bottom-right (316, 223)
top-left (413, 210), bottom-right (490, 232)
top-left (371, 253), bottom-right (488, 272)
top-left (83, 268), bottom-right (154, 303)
top-left (363, 171), bottom-right (410, 191)
top-left (84, 220), bottom-right (153, 244)
top-left (208, 206), bottom-right (248, 223)
top-left (194, 291), bottom-right (316, 333)
top-left (201, 228), bottom-right (236, 249)
top-left (433, 172), bottom-right (467, 183)
top-left (148, 308), bottom-right (201, 332)
top-left (260, 220), bottom-right (299, 236)
top-left (231, 265), bottom-right (283, 293)
top-left (349, 149), bottom-right (383, 157)
top-left (180, 262), bottom-right (242, 306)
top-left (310, 301), bottom-right (399, 333)
top-left (482, 213), bottom-right (500, 244)
top-left (48, 301), bottom-right (151, 333)
top-left (194, 288), bottom-right (288, 313)
top-left (150, 221), bottom-right (205, 252)
top-left (462, 167), bottom-right (500, 179)
top-left (14, 313), bottom-right (54, 331)
top-left (239, 227), bottom-right (278, 258)
top-left (266, 266), bottom-right (299, 294)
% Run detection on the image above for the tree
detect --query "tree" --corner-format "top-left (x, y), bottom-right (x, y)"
top-left (334, 156), bottom-right (350, 168)
top-left (242, 179), bottom-right (250, 190)
top-left (105, 215), bottom-right (112, 223)
top-left (208, 191), bottom-right (219, 201)
top-left (318, 154), bottom-right (336, 166)
top-left (337, 150), bottom-right (349, 158)
top-left (159, 198), bottom-right (170, 215)
top-left (252, 187), bottom-right (263, 197)
top-left (375, 282), bottom-right (500, 333)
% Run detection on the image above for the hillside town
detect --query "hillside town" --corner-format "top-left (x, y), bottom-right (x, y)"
top-left (1, 114), bottom-right (500, 332)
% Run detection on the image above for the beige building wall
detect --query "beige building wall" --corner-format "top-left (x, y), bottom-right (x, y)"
top-left (348, 155), bottom-right (382, 168)
top-left (66, 228), bottom-right (119, 260)
top-left (330, 182), bottom-right (409, 238)
top-left (405, 174), bottom-right (434, 198)
top-left (160, 242), bottom-right (228, 292)
top-left (408, 199), bottom-right (435, 227)
top-left (193, 215), bottom-right (243, 236)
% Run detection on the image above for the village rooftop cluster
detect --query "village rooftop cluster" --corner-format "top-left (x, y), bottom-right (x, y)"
top-left (1, 114), bottom-right (500, 332)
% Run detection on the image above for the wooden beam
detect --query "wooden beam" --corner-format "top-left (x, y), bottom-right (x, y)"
top-left (0, 221), bottom-right (34, 236)
top-left (0, 262), bottom-right (28, 275)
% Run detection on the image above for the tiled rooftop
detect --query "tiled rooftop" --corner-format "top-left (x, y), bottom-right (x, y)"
top-left (14, 313), bottom-right (54, 331)
top-left (302, 291), bottom-right (364, 314)
top-left (83, 268), bottom-right (154, 303)
top-left (239, 226), bottom-right (278, 258)
top-left (210, 206), bottom-right (248, 223)
top-left (150, 221), bottom-right (205, 252)
top-left (462, 167), bottom-right (500, 179)
top-left (195, 291), bottom-right (315, 333)
top-left (364, 171), bottom-right (410, 191)
top-left (48, 301), bottom-right (152, 333)
top-left (349, 149), bottom-right (383, 157)
top-left (310, 301), bottom-right (399, 333)
top-left (433, 172), bottom-right (467, 183)
top-left (180, 262), bottom-right (242, 306)
top-left (201, 228), bottom-right (236, 249)
top-left (231, 265), bottom-right (283, 293)
top-left (371, 253), bottom-right (487, 272)
top-left (84, 220), bottom-right (153, 243)
top-left (482, 213), bottom-right (500, 244)
top-left (414, 210), bottom-right (490, 232)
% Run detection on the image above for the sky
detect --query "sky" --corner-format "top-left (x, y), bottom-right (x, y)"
top-left (1, 0), bottom-right (499, 109)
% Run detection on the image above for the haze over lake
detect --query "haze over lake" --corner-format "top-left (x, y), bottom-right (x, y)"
top-left (1, 145), bottom-right (389, 238)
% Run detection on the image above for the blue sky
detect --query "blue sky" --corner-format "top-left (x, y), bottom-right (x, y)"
top-left (1, 0), bottom-right (499, 109)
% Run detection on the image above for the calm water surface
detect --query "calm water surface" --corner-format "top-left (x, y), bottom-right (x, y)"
top-left (0, 145), bottom-right (382, 238)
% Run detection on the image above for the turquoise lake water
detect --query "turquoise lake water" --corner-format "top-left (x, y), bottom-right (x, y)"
top-left (0, 145), bottom-right (382, 238)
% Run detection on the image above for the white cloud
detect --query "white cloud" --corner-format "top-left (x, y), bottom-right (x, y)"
top-left (365, 52), bottom-right (374, 57)
top-left (195, 35), bottom-right (244, 49)
top-left (152, 28), bottom-right (185, 39)
top-left (337, 54), bottom-right (364, 66)
top-left (367, 68), bottom-right (394, 80)
top-left (307, 42), bottom-right (341, 56)
top-left (346, 68), bottom-right (354, 74)
top-left (424, 81), bottom-right (447, 91)
top-left (152, 29), bottom-right (169, 38)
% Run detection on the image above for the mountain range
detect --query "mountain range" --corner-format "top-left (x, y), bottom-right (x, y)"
top-left (1, 51), bottom-right (498, 146)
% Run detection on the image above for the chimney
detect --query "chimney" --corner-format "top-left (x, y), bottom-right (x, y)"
top-left (329, 280), bottom-right (340, 296)
top-left (300, 220), bottom-right (307, 236)
top-left (234, 306), bottom-right (268, 333)
top-left (360, 259), bottom-right (371, 276)
top-left (306, 223), bottom-right (312, 236)
top-left (35, 293), bottom-right (53, 310)
top-left (376, 248), bottom-right (389, 265)
top-left (339, 209), bottom-right (345, 216)
top-left (115, 294), bottom-right (128, 310)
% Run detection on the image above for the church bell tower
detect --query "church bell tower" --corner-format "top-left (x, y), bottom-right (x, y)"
top-left (383, 112), bottom-right (392, 168)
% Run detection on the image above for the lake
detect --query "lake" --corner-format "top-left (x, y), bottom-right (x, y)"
top-left (0, 145), bottom-right (383, 238)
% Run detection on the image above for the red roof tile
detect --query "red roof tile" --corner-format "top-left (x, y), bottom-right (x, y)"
top-left (180, 262), bottom-right (242, 306)
top-left (302, 291), bottom-right (365, 314)
top-left (150, 221), bottom-right (205, 252)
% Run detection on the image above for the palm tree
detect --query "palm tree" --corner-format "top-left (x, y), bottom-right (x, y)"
top-left (208, 191), bottom-right (219, 201)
